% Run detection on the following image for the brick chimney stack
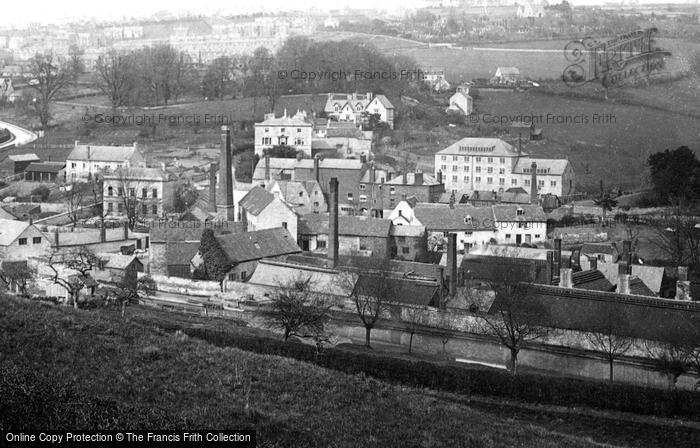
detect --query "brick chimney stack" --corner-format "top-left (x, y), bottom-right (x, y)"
top-left (313, 156), bottom-right (320, 182)
top-left (437, 170), bottom-right (443, 185)
top-left (217, 126), bottom-right (235, 221)
top-left (558, 267), bottom-right (573, 288)
top-left (209, 162), bottom-right (218, 212)
top-left (328, 177), bottom-right (339, 268)
top-left (617, 262), bottom-right (630, 295)
top-left (553, 238), bottom-right (562, 273)
top-left (530, 162), bottom-right (538, 204)
top-left (414, 171), bottom-right (423, 186)
top-left (446, 233), bottom-right (457, 300)
top-left (676, 266), bottom-right (692, 300)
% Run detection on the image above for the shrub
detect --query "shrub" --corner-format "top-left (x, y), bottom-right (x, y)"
top-left (178, 327), bottom-right (700, 419)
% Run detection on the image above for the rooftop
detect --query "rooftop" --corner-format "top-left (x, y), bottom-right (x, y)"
top-left (436, 138), bottom-right (522, 157)
top-left (68, 142), bottom-right (140, 162)
top-left (239, 186), bottom-right (276, 216)
top-left (298, 213), bottom-right (392, 238)
top-left (412, 203), bottom-right (496, 231)
top-left (216, 227), bottom-right (301, 264)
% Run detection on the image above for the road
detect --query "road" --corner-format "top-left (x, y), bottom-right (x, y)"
top-left (0, 120), bottom-right (38, 150)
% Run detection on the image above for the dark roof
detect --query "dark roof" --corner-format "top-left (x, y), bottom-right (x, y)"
top-left (239, 185), bottom-right (275, 216)
top-left (628, 276), bottom-right (657, 297)
top-left (353, 274), bottom-right (439, 306)
top-left (25, 162), bottom-right (65, 173)
top-left (413, 204), bottom-right (495, 231)
top-left (461, 254), bottom-right (550, 284)
top-left (298, 213), bottom-right (391, 237)
top-left (490, 284), bottom-right (700, 342)
top-left (581, 243), bottom-right (617, 256)
top-left (150, 222), bottom-right (244, 243)
top-left (492, 204), bottom-right (547, 222)
top-left (216, 227), bottom-right (301, 263)
top-left (165, 242), bottom-right (200, 266)
top-left (571, 270), bottom-right (615, 292)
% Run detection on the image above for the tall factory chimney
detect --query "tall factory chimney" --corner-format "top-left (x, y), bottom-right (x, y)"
top-left (209, 162), bottom-right (218, 212)
top-left (530, 162), bottom-right (538, 204)
top-left (216, 126), bottom-right (236, 221)
top-left (328, 177), bottom-right (339, 268)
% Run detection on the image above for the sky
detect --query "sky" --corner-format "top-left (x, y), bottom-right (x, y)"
top-left (2, 0), bottom-right (696, 26)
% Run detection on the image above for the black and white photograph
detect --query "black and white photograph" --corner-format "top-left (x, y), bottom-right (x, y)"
top-left (0, 0), bottom-right (699, 446)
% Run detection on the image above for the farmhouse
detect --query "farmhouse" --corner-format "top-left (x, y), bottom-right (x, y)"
top-left (446, 91), bottom-right (473, 115)
top-left (66, 141), bottom-right (146, 182)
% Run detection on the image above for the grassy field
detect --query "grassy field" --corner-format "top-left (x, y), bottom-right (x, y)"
top-left (2, 295), bottom-right (698, 447)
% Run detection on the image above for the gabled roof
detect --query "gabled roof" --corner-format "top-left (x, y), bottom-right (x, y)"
top-left (252, 157), bottom-right (364, 181)
top-left (8, 153), bottom-right (39, 162)
top-left (385, 172), bottom-right (441, 186)
top-left (98, 253), bottom-right (142, 270)
top-left (571, 269), bottom-right (615, 292)
top-left (513, 157), bottom-right (570, 176)
top-left (255, 113), bottom-right (312, 127)
top-left (492, 204), bottom-right (547, 222)
top-left (269, 180), bottom-right (321, 204)
top-left (25, 162), bottom-right (65, 173)
top-left (437, 138), bottom-right (521, 157)
top-left (0, 219), bottom-right (31, 245)
top-left (353, 274), bottom-right (439, 306)
top-left (216, 227), bottom-right (301, 264)
top-left (102, 166), bottom-right (168, 181)
top-left (598, 261), bottom-right (665, 294)
top-left (67, 144), bottom-right (140, 162)
top-left (496, 66), bottom-right (520, 75)
top-left (298, 213), bottom-right (391, 238)
top-left (500, 191), bottom-right (532, 204)
top-left (412, 204), bottom-right (496, 231)
top-left (629, 276), bottom-right (657, 297)
top-left (239, 185), bottom-right (276, 216)
top-left (370, 94), bottom-right (394, 109)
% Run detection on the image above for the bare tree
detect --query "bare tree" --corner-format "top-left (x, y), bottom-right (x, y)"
top-left (65, 183), bottom-right (87, 225)
top-left (348, 271), bottom-right (394, 348)
top-left (23, 52), bottom-right (69, 130)
top-left (258, 274), bottom-right (333, 342)
top-left (108, 167), bottom-right (156, 229)
top-left (584, 303), bottom-right (634, 384)
top-left (402, 305), bottom-right (423, 354)
top-left (480, 268), bottom-right (550, 375)
top-left (645, 319), bottom-right (699, 389)
top-left (649, 208), bottom-right (700, 268)
top-left (111, 274), bottom-right (156, 317)
top-left (95, 50), bottom-right (135, 114)
top-left (47, 246), bottom-right (100, 309)
top-left (0, 261), bottom-right (36, 297)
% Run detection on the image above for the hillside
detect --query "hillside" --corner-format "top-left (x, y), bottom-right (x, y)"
top-left (1, 295), bottom-right (699, 447)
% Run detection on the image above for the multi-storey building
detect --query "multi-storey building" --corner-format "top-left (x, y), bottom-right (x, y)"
top-left (102, 167), bottom-right (174, 220)
top-left (434, 137), bottom-right (575, 199)
top-left (66, 141), bottom-right (145, 183)
top-left (254, 110), bottom-right (313, 158)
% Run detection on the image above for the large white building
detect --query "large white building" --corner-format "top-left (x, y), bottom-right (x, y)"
top-left (434, 138), bottom-right (575, 199)
top-left (102, 167), bottom-right (174, 220)
top-left (66, 141), bottom-right (146, 183)
top-left (254, 110), bottom-right (313, 158)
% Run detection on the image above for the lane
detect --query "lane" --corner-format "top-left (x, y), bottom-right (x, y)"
top-left (0, 120), bottom-right (38, 149)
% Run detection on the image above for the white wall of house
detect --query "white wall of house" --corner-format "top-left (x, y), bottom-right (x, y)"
top-left (245, 199), bottom-right (298, 242)
top-left (0, 226), bottom-right (50, 261)
top-left (493, 221), bottom-right (547, 245)
top-left (254, 123), bottom-right (313, 157)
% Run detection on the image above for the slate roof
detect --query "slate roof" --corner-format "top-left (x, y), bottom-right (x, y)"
top-left (385, 172), bottom-right (441, 186)
top-left (102, 167), bottom-right (168, 181)
top-left (149, 222), bottom-right (244, 243)
top-left (99, 253), bottom-right (142, 270)
top-left (371, 94), bottom-right (394, 109)
top-left (216, 228), bottom-right (300, 264)
top-left (513, 157), bottom-right (569, 176)
top-left (492, 204), bottom-right (547, 222)
top-left (629, 276), bottom-right (657, 297)
top-left (493, 283), bottom-right (700, 342)
top-left (248, 259), bottom-right (354, 296)
top-left (0, 219), bottom-right (30, 245)
top-left (252, 157), bottom-right (363, 181)
top-left (412, 203), bottom-right (496, 231)
top-left (390, 225), bottom-right (425, 237)
top-left (239, 186), bottom-right (275, 216)
top-left (255, 113), bottom-right (312, 127)
top-left (298, 213), bottom-right (392, 237)
top-left (437, 138), bottom-right (522, 157)
top-left (25, 162), bottom-right (65, 173)
top-left (67, 144), bottom-right (140, 162)
top-left (571, 270), bottom-right (615, 292)
top-left (165, 242), bottom-right (200, 266)
top-left (353, 274), bottom-right (439, 306)
top-left (8, 153), bottom-right (40, 162)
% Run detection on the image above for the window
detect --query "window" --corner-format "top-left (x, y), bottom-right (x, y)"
top-left (265, 128), bottom-right (270, 132)
top-left (535, 234), bottom-right (540, 239)
top-left (117, 203), bottom-right (123, 213)
top-left (440, 165), bottom-right (447, 171)
top-left (241, 271), bottom-right (247, 281)
top-left (452, 176), bottom-right (458, 182)
top-left (487, 157), bottom-right (493, 163)
top-left (281, 128), bottom-right (285, 133)
top-left (389, 187), bottom-right (395, 195)
top-left (32, 237), bottom-right (41, 244)
top-left (142, 188), bottom-right (147, 198)
top-left (347, 193), bottom-right (353, 201)
top-left (551, 180), bottom-right (557, 187)
top-left (511, 179), bottom-right (517, 185)
top-left (118, 187), bottom-right (123, 196)
top-left (402, 247), bottom-right (410, 254)
top-left (228, 273), bottom-right (237, 281)
top-left (475, 166), bottom-right (481, 173)
top-left (463, 176), bottom-right (469, 182)
top-left (500, 158), bottom-right (505, 164)
top-left (141, 204), bottom-right (147, 215)
top-left (452, 165), bottom-right (458, 171)
top-left (313, 201), bottom-right (319, 206)
top-left (452, 156), bottom-right (458, 161)
top-left (441, 155), bottom-right (446, 161)
top-left (505, 234), bottom-right (511, 239)
top-left (499, 178), bottom-right (505, 185)
top-left (82, 163), bottom-right (86, 168)
top-left (108, 186), bottom-right (113, 196)
top-left (359, 195), bottom-right (367, 202)
top-left (318, 240), bottom-right (327, 249)
top-left (487, 177), bottom-right (493, 184)
top-left (463, 165), bottom-right (469, 171)
top-left (516, 208), bottom-right (524, 216)
top-left (282, 222), bottom-right (287, 229)
top-left (298, 191), bottom-right (304, 197)
top-left (475, 176), bottom-right (481, 182)
top-left (538, 180), bottom-right (545, 187)
top-left (524, 179), bottom-right (530, 186)
top-left (475, 157), bottom-right (481, 162)
top-left (129, 188), bottom-right (135, 197)
top-left (499, 168), bottom-right (505, 174)
top-left (262, 137), bottom-right (271, 145)
top-left (297, 128), bottom-right (302, 133)
top-left (71, 162), bottom-right (76, 168)
top-left (18, 238), bottom-right (27, 245)
top-left (152, 188), bottom-right (157, 198)
top-left (152, 204), bottom-right (158, 215)
top-left (487, 167), bottom-right (493, 173)
top-left (107, 202), bottom-right (113, 212)
top-left (359, 184), bottom-right (366, 190)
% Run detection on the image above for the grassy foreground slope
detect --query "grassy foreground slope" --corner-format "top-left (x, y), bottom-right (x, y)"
top-left (0, 295), bottom-right (608, 448)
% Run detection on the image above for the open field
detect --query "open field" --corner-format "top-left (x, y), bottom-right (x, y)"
top-left (2, 295), bottom-right (699, 447)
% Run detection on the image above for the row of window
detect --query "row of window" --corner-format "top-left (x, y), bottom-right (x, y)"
top-left (107, 202), bottom-right (158, 215)
top-left (18, 237), bottom-right (42, 245)
top-left (70, 162), bottom-right (123, 170)
top-left (263, 128), bottom-right (305, 133)
top-left (441, 155), bottom-right (506, 164)
top-left (260, 137), bottom-right (306, 145)
top-left (448, 176), bottom-right (557, 187)
top-left (107, 186), bottom-right (158, 198)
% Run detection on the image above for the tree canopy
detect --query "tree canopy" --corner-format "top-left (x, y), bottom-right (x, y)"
top-left (648, 146), bottom-right (700, 205)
